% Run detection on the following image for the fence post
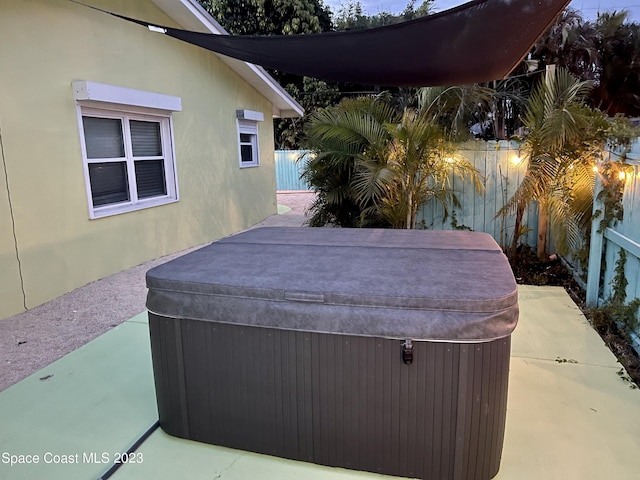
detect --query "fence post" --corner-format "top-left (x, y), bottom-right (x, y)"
top-left (586, 161), bottom-right (605, 307)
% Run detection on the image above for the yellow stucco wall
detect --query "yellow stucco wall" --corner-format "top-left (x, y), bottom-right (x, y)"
top-left (0, 0), bottom-right (279, 319)
top-left (0, 137), bottom-right (25, 317)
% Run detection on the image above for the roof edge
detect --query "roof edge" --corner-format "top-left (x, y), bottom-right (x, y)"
top-left (150, 0), bottom-right (303, 118)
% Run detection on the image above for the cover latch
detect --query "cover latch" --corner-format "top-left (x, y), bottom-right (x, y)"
top-left (402, 339), bottom-right (414, 365)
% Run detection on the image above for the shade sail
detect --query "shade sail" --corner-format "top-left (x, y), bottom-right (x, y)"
top-left (94, 0), bottom-right (569, 87)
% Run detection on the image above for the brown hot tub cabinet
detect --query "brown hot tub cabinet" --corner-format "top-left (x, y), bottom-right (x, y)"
top-left (146, 227), bottom-right (518, 480)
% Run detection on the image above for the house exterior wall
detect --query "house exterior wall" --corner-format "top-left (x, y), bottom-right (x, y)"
top-left (0, 144), bottom-right (24, 317)
top-left (0, 0), bottom-right (278, 319)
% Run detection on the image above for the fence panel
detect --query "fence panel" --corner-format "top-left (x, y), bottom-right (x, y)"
top-left (276, 143), bottom-right (538, 248)
top-left (586, 142), bottom-right (640, 352)
top-left (277, 139), bottom-right (640, 352)
top-left (601, 162), bottom-right (640, 305)
top-left (414, 141), bottom-right (537, 249)
top-left (275, 150), bottom-right (312, 191)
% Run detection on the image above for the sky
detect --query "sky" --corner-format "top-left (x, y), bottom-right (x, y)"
top-left (324, 0), bottom-right (640, 23)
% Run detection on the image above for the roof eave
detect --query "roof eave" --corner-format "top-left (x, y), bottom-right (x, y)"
top-left (150, 0), bottom-right (304, 118)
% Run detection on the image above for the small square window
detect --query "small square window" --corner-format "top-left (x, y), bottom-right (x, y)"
top-left (237, 120), bottom-right (259, 168)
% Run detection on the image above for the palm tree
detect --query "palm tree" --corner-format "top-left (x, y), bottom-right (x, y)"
top-left (533, 8), bottom-right (598, 81)
top-left (353, 108), bottom-right (482, 228)
top-left (532, 9), bottom-right (640, 117)
top-left (499, 66), bottom-right (608, 258)
top-left (303, 95), bottom-right (482, 229)
top-left (302, 96), bottom-right (399, 227)
top-left (417, 84), bottom-right (495, 139)
top-left (591, 11), bottom-right (640, 116)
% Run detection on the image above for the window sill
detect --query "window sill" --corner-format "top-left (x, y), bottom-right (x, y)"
top-left (89, 197), bottom-right (179, 219)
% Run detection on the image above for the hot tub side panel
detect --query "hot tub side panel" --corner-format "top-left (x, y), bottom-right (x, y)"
top-left (148, 313), bottom-right (510, 480)
top-left (148, 314), bottom-right (190, 439)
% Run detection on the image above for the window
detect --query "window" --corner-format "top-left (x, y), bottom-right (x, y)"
top-left (235, 110), bottom-right (264, 168)
top-left (78, 107), bottom-right (178, 218)
top-left (237, 119), bottom-right (260, 168)
top-left (73, 81), bottom-right (181, 219)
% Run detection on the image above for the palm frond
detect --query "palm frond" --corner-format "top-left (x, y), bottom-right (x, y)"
top-left (351, 158), bottom-right (395, 206)
top-left (416, 85), bottom-right (495, 139)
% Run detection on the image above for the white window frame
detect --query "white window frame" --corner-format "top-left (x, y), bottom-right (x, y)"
top-left (237, 119), bottom-right (260, 168)
top-left (235, 110), bottom-right (264, 169)
top-left (73, 82), bottom-right (181, 219)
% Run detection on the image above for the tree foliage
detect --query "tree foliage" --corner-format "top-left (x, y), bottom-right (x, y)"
top-left (302, 95), bottom-right (482, 229)
top-left (200, 0), bottom-right (332, 35)
top-left (334, 0), bottom-right (433, 30)
top-left (198, 0), bottom-right (441, 148)
top-left (532, 8), bottom-right (640, 116)
top-left (417, 84), bottom-right (496, 139)
top-left (499, 67), bottom-right (610, 257)
top-left (301, 97), bottom-right (398, 227)
top-left (591, 12), bottom-right (640, 116)
top-left (197, 0), bottom-right (337, 148)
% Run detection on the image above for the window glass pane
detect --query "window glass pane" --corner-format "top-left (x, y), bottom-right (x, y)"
top-left (88, 162), bottom-right (129, 206)
top-left (240, 133), bottom-right (252, 143)
top-left (240, 145), bottom-right (254, 163)
top-left (135, 160), bottom-right (167, 198)
top-left (82, 117), bottom-right (124, 159)
top-left (130, 120), bottom-right (162, 157)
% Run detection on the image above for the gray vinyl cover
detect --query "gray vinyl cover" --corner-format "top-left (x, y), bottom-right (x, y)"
top-left (146, 227), bottom-right (518, 342)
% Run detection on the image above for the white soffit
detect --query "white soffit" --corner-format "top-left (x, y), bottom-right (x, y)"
top-left (151, 0), bottom-right (304, 119)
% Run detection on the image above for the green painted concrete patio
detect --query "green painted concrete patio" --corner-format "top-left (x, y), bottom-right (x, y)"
top-left (1, 285), bottom-right (639, 480)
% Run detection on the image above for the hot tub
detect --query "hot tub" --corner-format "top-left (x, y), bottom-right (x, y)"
top-left (146, 227), bottom-right (518, 480)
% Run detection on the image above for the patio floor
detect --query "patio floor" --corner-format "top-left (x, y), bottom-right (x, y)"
top-left (0, 285), bottom-right (638, 480)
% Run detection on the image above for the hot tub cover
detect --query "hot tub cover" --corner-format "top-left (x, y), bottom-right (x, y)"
top-left (146, 227), bottom-right (518, 342)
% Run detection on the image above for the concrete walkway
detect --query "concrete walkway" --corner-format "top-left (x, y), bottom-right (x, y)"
top-left (0, 285), bottom-right (638, 480)
top-left (0, 192), bottom-right (316, 392)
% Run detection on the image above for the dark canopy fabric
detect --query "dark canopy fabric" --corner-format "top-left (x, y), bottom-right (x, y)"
top-left (95, 0), bottom-right (570, 87)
